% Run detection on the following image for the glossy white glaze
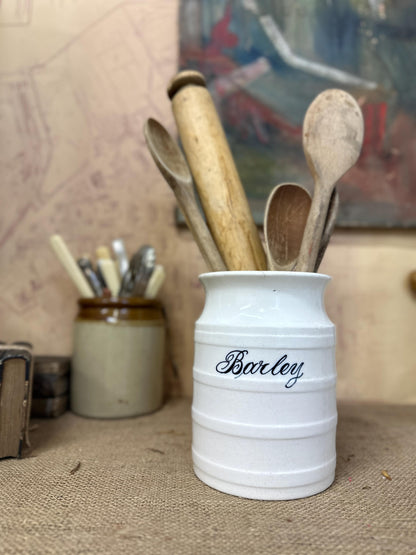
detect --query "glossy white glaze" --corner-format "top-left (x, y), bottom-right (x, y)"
top-left (192, 271), bottom-right (337, 500)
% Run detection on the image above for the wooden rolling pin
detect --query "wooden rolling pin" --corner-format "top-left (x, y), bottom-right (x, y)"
top-left (167, 70), bottom-right (266, 271)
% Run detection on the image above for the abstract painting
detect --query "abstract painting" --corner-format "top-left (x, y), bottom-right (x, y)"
top-left (178, 0), bottom-right (416, 227)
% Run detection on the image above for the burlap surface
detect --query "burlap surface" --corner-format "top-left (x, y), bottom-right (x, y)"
top-left (0, 398), bottom-right (414, 554)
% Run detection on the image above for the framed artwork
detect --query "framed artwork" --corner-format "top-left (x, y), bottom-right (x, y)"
top-left (178, 0), bottom-right (416, 228)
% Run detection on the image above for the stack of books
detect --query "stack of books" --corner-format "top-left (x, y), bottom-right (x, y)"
top-left (31, 356), bottom-right (71, 418)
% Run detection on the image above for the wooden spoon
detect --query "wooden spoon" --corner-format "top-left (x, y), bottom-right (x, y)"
top-left (297, 89), bottom-right (364, 272)
top-left (264, 183), bottom-right (339, 272)
top-left (264, 183), bottom-right (311, 271)
top-left (313, 188), bottom-right (339, 272)
top-left (144, 118), bottom-right (226, 272)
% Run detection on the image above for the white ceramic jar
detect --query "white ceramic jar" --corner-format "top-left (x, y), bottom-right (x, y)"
top-left (71, 297), bottom-right (165, 418)
top-left (192, 271), bottom-right (337, 500)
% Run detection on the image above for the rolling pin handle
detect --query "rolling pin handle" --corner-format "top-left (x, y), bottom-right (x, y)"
top-left (167, 70), bottom-right (207, 99)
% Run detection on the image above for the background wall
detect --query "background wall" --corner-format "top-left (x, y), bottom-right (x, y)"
top-left (1, 1), bottom-right (415, 403)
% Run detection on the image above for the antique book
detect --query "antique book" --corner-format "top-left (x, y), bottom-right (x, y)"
top-left (34, 356), bottom-right (71, 377)
top-left (33, 374), bottom-right (69, 398)
top-left (31, 395), bottom-right (69, 418)
top-left (0, 346), bottom-right (34, 459)
top-left (32, 356), bottom-right (70, 417)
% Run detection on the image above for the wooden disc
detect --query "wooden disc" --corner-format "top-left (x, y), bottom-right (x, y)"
top-left (167, 70), bottom-right (206, 99)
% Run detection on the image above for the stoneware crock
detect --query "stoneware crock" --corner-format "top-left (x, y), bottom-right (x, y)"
top-left (71, 297), bottom-right (165, 418)
top-left (192, 271), bottom-right (337, 500)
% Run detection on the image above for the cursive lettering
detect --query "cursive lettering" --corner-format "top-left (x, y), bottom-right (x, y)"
top-left (215, 349), bottom-right (304, 388)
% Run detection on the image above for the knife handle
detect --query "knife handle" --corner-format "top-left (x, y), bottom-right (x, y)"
top-left (144, 265), bottom-right (166, 299)
top-left (97, 259), bottom-right (120, 297)
top-left (49, 235), bottom-right (94, 298)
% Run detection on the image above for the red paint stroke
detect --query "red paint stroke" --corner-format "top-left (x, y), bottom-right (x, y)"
top-left (361, 102), bottom-right (387, 157)
top-left (223, 91), bottom-right (301, 143)
top-left (206, 4), bottom-right (238, 57)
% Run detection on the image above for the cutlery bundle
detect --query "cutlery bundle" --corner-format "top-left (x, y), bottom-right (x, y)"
top-left (50, 235), bottom-right (165, 299)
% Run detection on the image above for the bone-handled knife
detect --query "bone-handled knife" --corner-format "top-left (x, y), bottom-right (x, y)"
top-left (49, 234), bottom-right (94, 298)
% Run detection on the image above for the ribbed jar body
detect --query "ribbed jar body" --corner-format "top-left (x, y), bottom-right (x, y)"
top-left (192, 271), bottom-right (337, 500)
top-left (72, 297), bottom-right (165, 418)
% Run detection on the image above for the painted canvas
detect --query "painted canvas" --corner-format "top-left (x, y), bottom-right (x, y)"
top-left (178, 0), bottom-right (416, 228)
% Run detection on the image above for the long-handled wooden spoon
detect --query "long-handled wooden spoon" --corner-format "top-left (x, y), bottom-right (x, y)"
top-left (264, 183), bottom-right (311, 271)
top-left (297, 89), bottom-right (364, 272)
top-left (144, 118), bottom-right (226, 272)
top-left (313, 187), bottom-right (339, 272)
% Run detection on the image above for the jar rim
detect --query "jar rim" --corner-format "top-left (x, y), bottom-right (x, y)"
top-left (199, 271), bottom-right (331, 280)
top-left (77, 297), bottom-right (162, 309)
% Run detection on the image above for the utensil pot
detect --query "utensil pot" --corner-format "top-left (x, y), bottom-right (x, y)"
top-left (71, 297), bottom-right (165, 418)
top-left (192, 271), bottom-right (337, 500)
